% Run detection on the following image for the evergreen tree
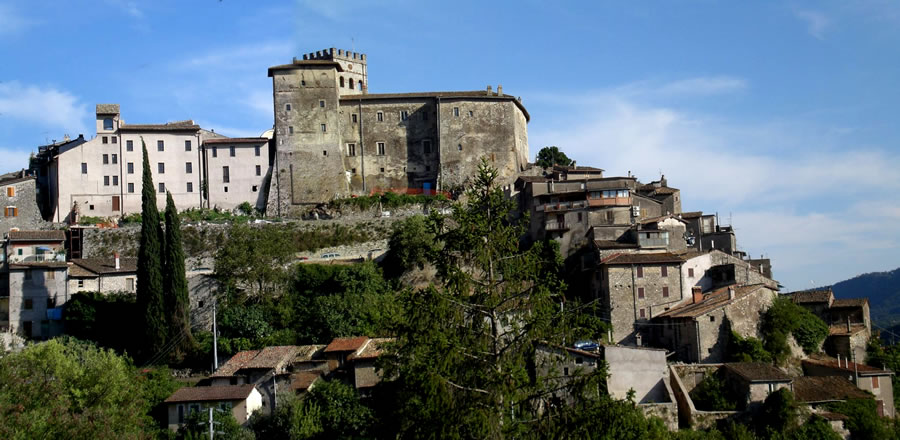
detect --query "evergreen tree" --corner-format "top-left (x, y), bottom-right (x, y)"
top-left (163, 191), bottom-right (195, 362)
top-left (137, 138), bottom-right (168, 362)
top-left (535, 145), bottom-right (573, 169)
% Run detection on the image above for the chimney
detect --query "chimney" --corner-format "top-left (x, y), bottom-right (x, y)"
top-left (692, 286), bottom-right (703, 304)
top-left (114, 252), bottom-right (120, 270)
top-left (486, 85), bottom-right (492, 95)
top-left (497, 84), bottom-right (503, 95)
top-left (728, 286), bottom-right (735, 300)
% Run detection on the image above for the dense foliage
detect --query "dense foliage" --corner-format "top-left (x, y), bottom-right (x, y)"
top-left (137, 138), bottom-right (168, 361)
top-left (535, 145), bottom-right (574, 169)
top-left (164, 192), bottom-right (196, 362)
top-left (330, 192), bottom-right (448, 211)
top-left (689, 370), bottom-right (737, 411)
top-left (64, 291), bottom-right (139, 354)
top-left (382, 214), bottom-right (440, 278)
top-left (761, 297), bottom-right (828, 362)
top-left (728, 331), bottom-right (773, 363)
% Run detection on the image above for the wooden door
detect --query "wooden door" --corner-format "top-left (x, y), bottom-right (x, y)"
top-left (112, 196), bottom-right (120, 211)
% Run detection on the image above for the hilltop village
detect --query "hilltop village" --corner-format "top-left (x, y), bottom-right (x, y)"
top-left (0, 47), bottom-right (892, 438)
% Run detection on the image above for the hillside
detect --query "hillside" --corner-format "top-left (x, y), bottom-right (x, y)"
top-left (831, 267), bottom-right (900, 329)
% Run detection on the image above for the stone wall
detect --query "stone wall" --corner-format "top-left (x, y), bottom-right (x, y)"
top-left (8, 266), bottom-right (68, 338)
top-left (603, 263), bottom-right (685, 344)
top-left (0, 178), bottom-right (47, 235)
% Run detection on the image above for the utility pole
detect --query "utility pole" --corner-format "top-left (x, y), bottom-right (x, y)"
top-left (272, 372), bottom-right (277, 410)
top-left (212, 290), bottom-right (218, 370)
top-left (208, 407), bottom-right (214, 440)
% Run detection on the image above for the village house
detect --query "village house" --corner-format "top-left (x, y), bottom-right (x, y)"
top-left (2, 230), bottom-right (68, 337)
top-left (651, 284), bottom-right (777, 363)
top-left (200, 137), bottom-right (272, 212)
top-left (209, 345), bottom-right (303, 412)
top-left (677, 249), bottom-right (778, 301)
top-left (793, 375), bottom-right (870, 437)
top-left (789, 289), bottom-right (871, 361)
top-left (802, 357), bottom-right (895, 418)
top-left (67, 255), bottom-right (137, 294)
top-left (0, 171), bottom-right (45, 236)
top-left (164, 384), bottom-right (262, 431)
top-left (721, 362), bottom-right (793, 410)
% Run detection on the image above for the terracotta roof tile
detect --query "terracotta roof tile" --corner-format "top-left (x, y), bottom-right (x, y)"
top-left (831, 298), bottom-right (869, 308)
top-left (724, 362), bottom-right (792, 382)
top-left (793, 376), bottom-right (871, 403)
top-left (211, 350), bottom-right (261, 377)
top-left (803, 357), bottom-right (893, 376)
top-left (294, 344), bottom-right (327, 362)
top-left (656, 284), bottom-right (772, 319)
top-left (211, 346), bottom-right (301, 377)
top-left (828, 323), bottom-right (868, 336)
top-left (72, 258), bottom-right (137, 275)
top-left (119, 121), bottom-right (199, 132)
top-left (601, 252), bottom-right (684, 265)
top-left (7, 230), bottom-right (66, 241)
top-left (324, 336), bottom-right (369, 353)
top-left (348, 338), bottom-right (393, 361)
top-left (164, 384), bottom-right (256, 403)
top-left (290, 372), bottom-right (322, 392)
top-left (789, 289), bottom-right (834, 304)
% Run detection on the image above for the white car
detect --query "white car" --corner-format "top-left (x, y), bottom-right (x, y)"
top-left (320, 253), bottom-right (340, 259)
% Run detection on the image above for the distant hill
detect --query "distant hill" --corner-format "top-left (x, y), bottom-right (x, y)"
top-left (830, 267), bottom-right (900, 330)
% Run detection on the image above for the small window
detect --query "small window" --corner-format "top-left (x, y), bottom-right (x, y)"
top-left (158, 183), bottom-right (165, 193)
top-left (351, 114), bottom-right (358, 123)
top-left (127, 162), bottom-right (134, 174)
top-left (423, 140), bottom-right (432, 154)
top-left (663, 287), bottom-right (669, 298)
top-left (323, 150), bottom-right (327, 156)
top-left (112, 176), bottom-right (118, 186)
top-left (128, 183), bottom-right (134, 193)
top-left (380, 167), bottom-right (385, 173)
top-left (349, 78), bottom-right (355, 89)
top-left (185, 140), bottom-right (191, 151)
top-left (102, 154), bottom-right (109, 164)
top-left (157, 140), bottom-right (164, 152)
top-left (222, 166), bottom-right (230, 183)
top-left (638, 287), bottom-right (645, 299)
top-left (321, 124), bottom-right (327, 132)
top-left (111, 154), bottom-right (117, 164)
top-left (158, 163), bottom-right (165, 174)
top-left (319, 100), bottom-right (325, 108)
top-left (458, 144), bottom-right (462, 151)
top-left (340, 76), bottom-right (345, 87)
top-left (285, 103), bottom-right (292, 111)
top-left (352, 168), bottom-right (357, 174)
top-left (661, 266), bottom-right (668, 277)
top-left (24, 298), bottom-right (33, 309)
top-left (347, 143), bottom-right (356, 157)
top-left (255, 146), bottom-right (261, 156)
top-left (187, 182), bottom-right (193, 193)
top-left (77, 279), bottom-right (84, 288)
top-left (224, 186), bottom-right (228, 192)
top-left (255, 165), bottom-right (261, 176)
top-left (577, 212), bottom-right (583, 222)
top-left (252, 185), bottom-right (258, 192)
top-left (873, 376), bottom-right (880, 389)
top-left (359, 81), bottom-right (364, 90)
top-left (289, 126), bottom-right (294, 135)
top-left (5, 206), bottom-right (17, 217)
top-left (104, 176), bottom-right (110, 186)
top-left (639, 308), bottom-right (646, 318)
top-left (564, 367), bottom-right (569, 376)
top-left (468, 110), bottom-right (474, 117)
top-left (300, 80), bottom-right (306, 86)
top-left (89, 204), bottom-right (94, 210)
top-left (710, 315), bottom-right (715, 322)
top-left (111, 136), bottom-right (117, 144)
top-left (102, 136), bottom-right (108, 144)
top-left (212, 147), bottom-right (218, 157)
top-left (688, 268), bottom-right (694, 277)
top-left (453, 107), bottom-right (459, 117)
top-left (103, 118), bottom-right (114, 130)
top-left (636, 266), bottom-right (644, 278)
top-left (6, 187), bottom-right (14, 197)
top-left (126, 140), bottom-right (133, 151)
top-left (400, 110), bottom-right (409, 121)
top-left (230, 146), bottom-right (235, 157)
top-left (377, 142), bottom-right (385, 155)
top-left (377, 112), bottom-right (384, 122)
top-left (185, 162), bottom-right (192, 174)
top-left (126, 278), bottom-right (134, 292)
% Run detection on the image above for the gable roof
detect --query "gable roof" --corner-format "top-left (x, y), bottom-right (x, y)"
top-left (325, 336), bottom-right (369, 353)
top-left (789, 289), bottom-right (834, 304)
top-left (348, 338), bottom-right (393, 361)
top-left (164, 385), bottom-right (256, 403)
top-left (96, 104), bottom-right (120, 114)
top-left (724, 362), bottom-right (792, 383)
top-left (210, 346), bottom-right (301, 377)
top-left (829, 323), bottom-right (868, 336)
top-left (119, 121), bottom-right (199, 132)
top-left (655, 284), bottom-right (772, 319)
top-left (832, 298), bottom-right (869, 308)
top-left (802, 357), bottom-right (893, 377)
top-left (71, 258), bottom-right (138, 275)
top-left (202, 137), bottom-right (268, 145)
top-left (679, 211), bottom-right (704, 219)
top-left (290, 372), bottom-right (322, 392)
top-left (600, 252), bottom-right (684, 265)
top-left (7, 230), bottom-right (66, 242)
top-left (793, 376), bottom-right (871, 403)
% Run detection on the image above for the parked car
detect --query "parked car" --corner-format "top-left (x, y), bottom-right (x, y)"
top-left (320, 253), bottom-right (340, 259)
top-left (574, 340), bottom-right (599, 351)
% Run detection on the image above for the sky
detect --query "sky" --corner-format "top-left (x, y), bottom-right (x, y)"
top-left (1, 0), bottom-right (898, 291)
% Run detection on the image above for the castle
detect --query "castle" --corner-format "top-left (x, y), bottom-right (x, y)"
top-left (266, 47), bottom-right (530, 216)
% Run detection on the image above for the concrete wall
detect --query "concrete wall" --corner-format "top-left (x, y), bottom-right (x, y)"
top-left (203, 141), bottom-right (271, 212)
top-left (353, 359), bottom-right (381, 389)
top-left (166, 391), bottom-right (261, 432)
top-left (669, 364), bottom-right (739, 429)
top-left (604, 345), bottom-right (670, 403)
top-left (68, 272), bottom-right (136, 295)
top-left (7, 266), bottom-right (68, 338)
top-left (680, 250), bottom-right (778, 301)
top-left (602, 263), bottom-right (684, 344)
top-left (0, 179), bottom-right (46, 235)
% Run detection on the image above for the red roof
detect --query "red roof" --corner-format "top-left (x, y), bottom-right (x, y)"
top-left (164, 385), bottom-right (256, 403)
top-left (601, 252), bottom-right (684, 265)
top-left (324, 336), bottom-right (369, 353)
top-left (656, 284), bottom-right (772, 319)
top-left (7, 230), bottom-right (66, 241)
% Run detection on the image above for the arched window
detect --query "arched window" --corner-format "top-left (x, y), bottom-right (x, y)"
top-left (340, 77), bottom-right (345, 87)
top-left (359, 81), bottom-right (364, 90)
top-left (103, 118), bottom-right (113, 130)
top-left (349, 78), bottom-right (354, 89)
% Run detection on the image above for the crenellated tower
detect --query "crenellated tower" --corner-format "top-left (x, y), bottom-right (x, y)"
top-left (301, 47), bottom-right (368, 95)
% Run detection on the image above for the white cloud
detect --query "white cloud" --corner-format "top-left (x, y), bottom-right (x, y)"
top-left (179, 42), bottom-right (292, 70)
top-left (794, 9), bottom-right (830, 40)
top-left (104, 0), bottom-right (143, 18)
top-left (194, 120), bottom-right (265, 139)
top-left (0, 81), bottom-right (88, 136)
top-left (0, 146), bottom-right (30, 174)
top-left (241, 89), bottom-right (273, 118)
top-left (619, 76), bottom-right (748, 97)
top-left (0, 3), bottom-right (37, 35)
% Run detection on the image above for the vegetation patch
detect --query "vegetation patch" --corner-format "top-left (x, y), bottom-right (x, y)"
top-left (330, 192), bottom-right (448, 211)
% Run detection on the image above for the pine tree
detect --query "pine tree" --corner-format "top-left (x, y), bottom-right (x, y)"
top-left (163, 191), bottom-right (195, 362)
top-left (136, 138), bottom-right (168, 362)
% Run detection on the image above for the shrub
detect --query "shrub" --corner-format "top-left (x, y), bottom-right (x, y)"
top-left (761, 297), bottom-right (828, 362)
top-left (690, 370), bottom-right (737, 411)
top-left (728, 331), bottom-right (773, 363)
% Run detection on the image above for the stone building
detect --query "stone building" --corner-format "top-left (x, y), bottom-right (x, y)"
top-left (2, 230), bottom-right (68, 337)
top-left (788, 288), bottom-right (871, 362)
top-left (721, 362), bottom-right (793, 410)
top-left (651, 284), bottom-right (777, 363)
top-left (266, 47), bottom-right (530, 216)
top-left (802, 357), bottom-right (895, 418)
top-left (201, 137), bottom-right (272, 212)
top-left (677, 249), bottom-right (778, 302)
top-left (67, 256), bottom-right (137, 294)
top-left (0, 171), bottom-right (45, 235)
top-left (30, 105), bottom-right (269, 222)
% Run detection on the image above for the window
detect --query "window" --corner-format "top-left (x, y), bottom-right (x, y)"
top-left (128, 183), bottom-right (134, 193)
top-left (564, 367), bottom-right (569, 376)
top-left (104, 176), bottom-right (110, 186)
top-left (340, 76), bottom-right (345, 87)
top-left (301, 79), bottom-right (306, 86)
top-left (103, 118), bottom-right (113, 130)
top-left (127, 162), bottom-right (134, 174)
top-left (688, 268), bottom-right (694, 277)
top-left (873, 376), bottom-right (880, 389)
top-left (453, 107), bottom-right (460, 117)
top-left (577, 212), bottom-right (583, 222)
top-left (351, 168), bottom-right (357, 174)
top-left (636, 266), bottom-right (644, 278)
top-left (458, 144), bottom-right (462, 151)
top-left (111, 136), bottom-right (117, 144)
top-left (255, 146), bottom-right (261, 156)
top-left (112, 176), bottom-right (118, 186)
top-left (252, 185), bottom-right (258, 192)
top-left (81, 163), bottom-right (87, 174)
top-left (321, 124), bottom-right (327, 132)
top-left (185, 140), bottom-right (191, 151)
top-left (103, 154), bottom-right (109, 164)
top-left (158, 163), bottom-right (165, 174)
top-left (222, 166), bottom-right (230, 183)
top-left (230, 146), bottom-right (235, 157)
top-left (224, 186), bottom-right (228, 192)
top-left (77, 279), bottom-right (84, 288)
top-left (186, 182), bottom-right (193, 193)
top-left (6, 187), bottom-right (14, 197)
top-left (319, 100), bottom-right (325, 108)
top-left (423, 140), bottom-right (432, 154)
top-left (639, 308), bottom-right (646, 319)
top-left (380, 167), bottom-right (385, 173)
top-left (663, 287), bottom-right (669, 298)
top-left (349, 78), bottom-right (354, 89)
top-left (89, 204), bottom-right (94, 210)
top-left (102, 136), bottom-right (108, 144)
top-left (468, 110), bottom-right (474, 117)
top-left (289, 126), bottom-right (294, 135)
top-left (212, 147), bottom-right (218, 157)
top-left (5, 206), bottom-right (17, 217)
top-left (111, 154), bottom-right (117, 164)
top-left (178, 405), bottom-right (185, 424)
top-left (347, 143), bottom-right (356, 156)
top-left (255, 165), bottom-right (261, 176)
top-left (400, 110), bottom-right (409, 121)
top-left (158, 183), bottom-right (165, 193)
top-left (638, 287), bottom-right (645, 299)
top-left (185, 162), bottom-right (192, 173)
top-left (219, 402), bottom-right (233, 411)
top-left (661, 266), bottom-right (668, 277)
top-left (351, 114), bottom-right (358, 123)
top-left (377, 112), bottom-right (383, 122)
top-left (285, 103), bottom-right (292, 111)
top-left (359, 81), bottom-right (364, 90)
top-left (710, 315), bottom-right (715, 322)
top-left (377, 142), bottom-right (385, 155)
top-left (323, 150), bottom-right (327, 156)
top-left (126, 140), bottom-right (133, 151)
top-left (157, 140), bottom-right (164, 152)
top-left (24, 298), bottom-right (33, 309)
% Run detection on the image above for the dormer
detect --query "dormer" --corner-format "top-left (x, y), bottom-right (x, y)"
top-left (96, 104), bottom-right (121, 134)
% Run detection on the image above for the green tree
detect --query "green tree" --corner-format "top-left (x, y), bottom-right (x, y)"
top-left (163, 191), bottom-right (196, 362)
top-left (382, 214), bottom-right (440, 278)
top-left (137, 138), bottom-right (168, 361)
top-left (0, 338), bottom-right (155, 439)
top-left (305, 381), bottom-right (375, 439)
top-left (761, 297), bottom-right (828, 362)
top-left (728, 331), bottom-right (773, 363)
top-left (787, 415), bottom-right (842, 440)
top-left (177, 406), bottom-right (255, 440)
top-left (215, 223), bottom-right (293, 297)
top-left (689, 370), bottom-right (737, 411)
top-left (756, 388), bottom-right (798, 437)
top-left (535, 145), bottom-right (573, 169)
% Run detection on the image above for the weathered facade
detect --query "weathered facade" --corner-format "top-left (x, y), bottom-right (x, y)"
top-left (201, 137), bottom-right (272, 212)
top-left (267, 48), bottom-right (530, 216)
top-left (721, 362), bottom-right (793, 410)
top-left (802, 357), bottom-right (895, 418)
top-left (0, 173), bottom-right (46, 235)
top-left (678, 249), bottom-right (778, 301)
top-left (67, 256), bottom-right (137, 294)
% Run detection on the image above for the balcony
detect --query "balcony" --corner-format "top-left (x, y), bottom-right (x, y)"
top-left (587, 196), bottom-right (632, 207)
top-left (539, 200), bottom-right (587, 213)
top-left (545, 221), bottom-right (569, 231)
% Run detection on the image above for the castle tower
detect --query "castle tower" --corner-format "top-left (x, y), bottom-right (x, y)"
top-left (302, 47), bottom-right (368, 95)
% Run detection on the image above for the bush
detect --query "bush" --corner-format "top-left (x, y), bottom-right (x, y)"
top-left (728, 331), bottom-right (773, 363)
top-left (761, 297), bottom-right (828, 362)
top-left (690, 370), bottom-right (737, 411)
top-left (120, 212), bottom-right (142, 224)
top-left (331, 193), bottom-right (448, 211)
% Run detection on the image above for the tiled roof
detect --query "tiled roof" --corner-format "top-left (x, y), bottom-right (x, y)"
top-left (0, 175), bottom-right (34, 186)
top-left (803, 357), bottom-right (893, 376)
top-left (210, 346), bottom-right (301, 377)
top-left (793, 376), bottom-right (871, 403)
top-left (72, 258), bottom-right (138, 275)
top-left (96, 104), bottom-right (120, 114)
top-left (7, 230), bottom-right (66, 241)
top-left (294, 344), bottom-right (327, 362)
top-left (554, 165), bottom-right (604, 173)
top-left (202, 137), bottom-right (268, 145)
top-left (211, 350), bottom-right (260, 377)
top-left (724, 362), bottom-right (792, 382)
top-left (789, 289), bottom-right (833, 304)
top-left (290, 372), bottom-right (322, 392)
top-left (832, 298), bottom-right (869, 308)
top-left (164, 385), bottom-right (256, 403)
top-left (640, 214), bottom-right (687, 225)
top-left (268, 60), bottom-right (345, 75)
top-left (515, 175), bottom-right (549, 183)
top-left (348, 338), bottom-right (393, 361)
top-left (593, 240), bottom-right (640, 250)
top-left (679, 211), bottom-right (704, 219)
top-left (9, 261), bottom-right (68, 269)
top-left (655, 284), bottom-right (771, 319)
top-left (68, 264), bottom-right (95, 278)
top-left (324, 336), bottom-right (369, 353)
top-left (816, 411), bottom-right (849, 421)
top-left (600, 252), bottom-right (684, 265)
top-left (339, 92), bottom-right (530, 122)
top-left (119, 121), bottom-right (199, 132)
top-left (828, 323), bottom-right (868, 336)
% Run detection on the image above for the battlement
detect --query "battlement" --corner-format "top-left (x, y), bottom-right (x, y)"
top-left (302, 47), bottom-right (367, 63)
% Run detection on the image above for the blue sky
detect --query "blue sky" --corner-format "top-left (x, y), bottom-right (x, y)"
top-left (1, 0), bottom-right (898, 291)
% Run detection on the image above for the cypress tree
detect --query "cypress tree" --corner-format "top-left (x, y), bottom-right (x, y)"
top-left (163, 191), bottom-right (195, 362)
top-left (136, 138), bottom-right (167, 361)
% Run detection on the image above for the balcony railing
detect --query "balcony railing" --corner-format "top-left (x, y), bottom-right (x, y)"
top-left (545, 221), bottom-right (569, 231)
top-left (587, 196), bottom-right (632, 207)
top-left (538, 200), bottom-right (588, 213)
